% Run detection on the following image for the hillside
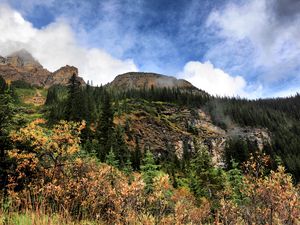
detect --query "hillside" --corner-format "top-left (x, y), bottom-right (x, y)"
top-left (0, 53), bottom-right (300, 224)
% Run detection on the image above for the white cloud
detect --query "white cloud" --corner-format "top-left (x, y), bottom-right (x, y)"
top-left (0, 4), bottom-right (138, 85)
top-left (179, 61), bottom-right (247, 97)
top-left (206, 0), bottom-right (300, 82)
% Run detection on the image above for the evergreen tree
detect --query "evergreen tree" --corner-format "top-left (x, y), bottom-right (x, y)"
top-left (226, 160), bottom-right (246, 205)
top-left (97, 90), bottom-right (114, 161)
top-left (181, 138), bottom-right (191, 171)
top-left (112, 125), bottom-right (130, 168)
top-left (123, 158), bottom-right (133, 180)
top-left (189, 142), bottom-right (226, 200)
top-left (106, 148), bottom-right (119, 168)
top-left (0, 89), bottom-right (15, 193)
top-left (141, 150), bottom-right (160, 193)
top-left (0, 75), bottom-right (7, 93)
top-left (132, 136), bottom-right (142, 171)
top-left (65, 73), bottom-right (83, 121)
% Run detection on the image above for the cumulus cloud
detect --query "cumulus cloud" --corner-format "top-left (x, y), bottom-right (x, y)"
top-left (179, 61), bottom-right (247, 97)
top-left (0, 4), bottom-right (138, 85)
top-left (206, 0), bottom-right (300, 83)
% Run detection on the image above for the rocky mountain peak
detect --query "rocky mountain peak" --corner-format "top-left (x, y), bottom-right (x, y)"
top-left (7, 49), bottom-right (42, 68)
top-left (45, 65), bottom-right (85, 87)
top-left (0, 50), bottom-right (85, 87)
top-left (109, 72), bottom-right (199, 91)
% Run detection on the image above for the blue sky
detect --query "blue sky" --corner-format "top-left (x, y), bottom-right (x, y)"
top-left (0, 0), bottom-right (300, 98)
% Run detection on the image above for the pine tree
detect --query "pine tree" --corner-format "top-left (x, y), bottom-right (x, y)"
top-left (141, 150), bottom-right (160, 193)
top-left (106, 148), bottom-right (119, 168)
top-left (65, 73), bottom-right (83, 121)
top-left (226, 160), bottom-right (246, 205)
top-left (0, 89), bottom-right (15, 193)
top-left (123, 158), bottom-right (133, 180)
top-left (132, 136), bottom-right (142, 171)
top-left (112, 125), bottom-right (130, 168)
top-left (0, 75), bottom-right (7, 93)
top-left (189, 142), bottom-right (226, 200)
top-left (97, 90), bottom-right (114, 161)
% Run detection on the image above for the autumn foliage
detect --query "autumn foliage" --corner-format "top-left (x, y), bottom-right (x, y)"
top-left (1, 119), bottom-right (300, 224)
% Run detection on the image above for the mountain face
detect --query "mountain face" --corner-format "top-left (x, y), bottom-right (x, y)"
top-left (114, 99), bottom-right (271, 167)
top-left (0, 50), bottom-right (272, 168)
top-left (109, 72), bottom-right (202, 92)
top-left (0, 49), bottom-right (85, 87)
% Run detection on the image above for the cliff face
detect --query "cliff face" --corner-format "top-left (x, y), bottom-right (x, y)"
top-left (114, 99), bottom-right (271, 167)
top-left (109, 72), bottom-right (203, 92)
top-left (45, 65), bottom-right (85, 87)
top-left (0, 50), bottom-right (85, 87)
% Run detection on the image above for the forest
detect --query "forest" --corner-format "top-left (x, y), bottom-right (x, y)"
top-left (0, 75), bottom-right (299, 224)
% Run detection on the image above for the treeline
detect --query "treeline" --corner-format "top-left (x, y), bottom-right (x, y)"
top-left (208, 97), bottom-right (300, 180)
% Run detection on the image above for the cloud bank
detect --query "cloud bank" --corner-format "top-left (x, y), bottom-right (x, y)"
top-left (179, 61), bottom-right (247, 97)
top-left (0, 4), bottom-right (138, 85)
top-left (206, 0), bottom-right (300, 84)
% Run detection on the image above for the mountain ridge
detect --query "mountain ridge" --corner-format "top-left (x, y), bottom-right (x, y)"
top-left (108, 72), bottom-right (202, 92)
top-left (0, 49), bottom-right (85, 87)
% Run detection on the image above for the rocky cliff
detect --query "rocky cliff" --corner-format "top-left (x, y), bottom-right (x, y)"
top-left (0, 49), bottom-right (85, 87)
top-left (114, 99), bottom-right (271, 167)
top-left (108, 72), bottom-right (202, 92)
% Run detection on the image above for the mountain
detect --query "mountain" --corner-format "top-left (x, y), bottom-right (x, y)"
top-left (108, 72), bottom-right (202, 92)
top-left (8, 49), bottom-right (42, 68)
top-left (1, 49), bottom-right (299, 180)
top-left (0, 49), bottom-right (85, 87)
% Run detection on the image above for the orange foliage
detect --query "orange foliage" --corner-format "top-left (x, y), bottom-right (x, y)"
top-left (3, 122), bottom-right (300, 225)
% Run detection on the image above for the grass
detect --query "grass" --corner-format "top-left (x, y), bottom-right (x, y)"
top-left (0, 211), bottom-right (102, 225)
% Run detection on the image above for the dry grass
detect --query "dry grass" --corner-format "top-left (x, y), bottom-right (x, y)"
top-left (0, 211), bottom-right (101, 225)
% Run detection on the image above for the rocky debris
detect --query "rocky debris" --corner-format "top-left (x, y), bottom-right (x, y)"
top-left (226, 127), bottom-right (271, 151)
top-left (0, 49), bottom-right (85, 87)
top-left (115, 100), bottom-right (272, 167)
top-left (108, 72), bottom-right (201, 91)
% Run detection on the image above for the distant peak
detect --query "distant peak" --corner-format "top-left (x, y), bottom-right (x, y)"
top-left (8, 49), bottom-right (42, 67)
top-left (109, 72), bottom-right (200, 91)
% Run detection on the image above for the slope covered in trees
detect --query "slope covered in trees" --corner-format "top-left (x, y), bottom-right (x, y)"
top-left (0, 75), bottom-right (300, 224)
top-left (45, 78), bottom-right (300, 181)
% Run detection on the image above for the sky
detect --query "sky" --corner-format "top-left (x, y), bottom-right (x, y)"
top-left (0, 0), bottom-right (299, 98)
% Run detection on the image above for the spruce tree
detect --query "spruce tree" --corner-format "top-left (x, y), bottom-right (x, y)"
top-left (0, 89), bottom-right (15, 193)
top-left (189, 142), bottom-right (226, 200)
top-left (141, 150), bottom-right (160, 193)
top-left (65, 73), bottom-right (82, 121)
top-left (0, 75), bottom-right (7, 93)
top-left (97, 90), bottom-right (114, 161)
top-left (106, 148), bottom-right (119, 168)
top-left (132, 136), bottom-right (142, 171)
top-left (112, 125), bottom-right (130, 168)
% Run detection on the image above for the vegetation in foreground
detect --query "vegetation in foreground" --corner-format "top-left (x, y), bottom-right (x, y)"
top-left (0, 76), bottom-right (300, 224)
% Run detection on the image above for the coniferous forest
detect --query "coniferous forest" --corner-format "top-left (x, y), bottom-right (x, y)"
top-left (0, 75), bottom-right (300, 224)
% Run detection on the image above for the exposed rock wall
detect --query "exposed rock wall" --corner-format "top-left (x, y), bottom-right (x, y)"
top-left (0, 50), bottom-right (85, 87)
top-left (114, 100), bottom-right (271, 167)
top-left (109, 72), bottom-right (201, 91)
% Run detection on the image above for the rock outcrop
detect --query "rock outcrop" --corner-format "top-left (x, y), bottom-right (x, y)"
top-left (45, 65), bottom-right (85, 87)
top-left (0, 49), bottom-right (85, 87)
top-left (108, 72), bottom-right (203, 92)
top-left (114, 99), bottom-right (271, 167)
